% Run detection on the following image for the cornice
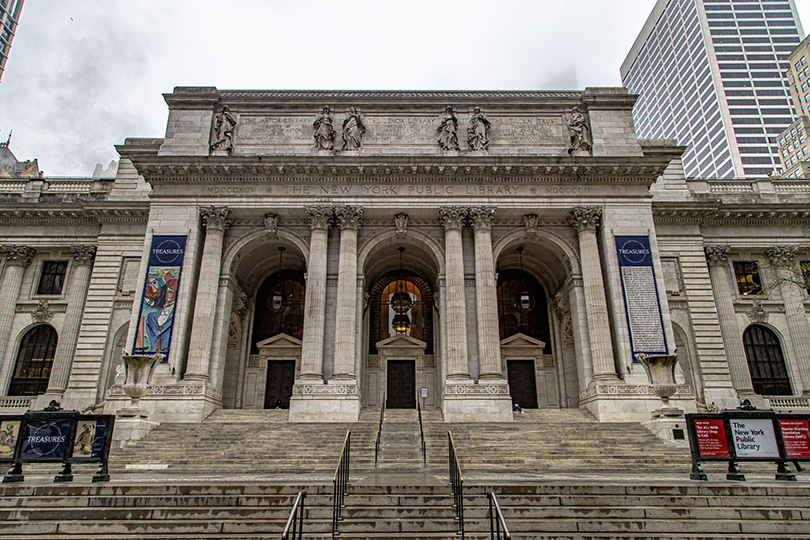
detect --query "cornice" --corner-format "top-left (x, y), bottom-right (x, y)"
top-left (0, 205), bottom-right (150, 226)
top-left (653, 203), bottom-right (810, 226)
top-left (118, 154), bottom-right (674, 186)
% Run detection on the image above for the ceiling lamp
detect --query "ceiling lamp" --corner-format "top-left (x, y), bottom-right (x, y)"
top-left (270, 246), bottom-right (285, 312)
top-left (514, 247), bottom-right (535, 314)
top-left (391, 247), bottom-right (412, 333)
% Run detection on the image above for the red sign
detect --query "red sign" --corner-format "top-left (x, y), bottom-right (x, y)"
top-left (694, 418), bottom-right (730, 458)
top-left (779, 418), bottom-right (810, 459)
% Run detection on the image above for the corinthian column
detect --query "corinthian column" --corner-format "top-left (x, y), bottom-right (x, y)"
top-left (0, 246), bottom-right (35, 388)
top-left (766, 246), bottom-right (810, 396)
top-left (704, 245), bottom-right (755, 397)
top-left (298, 206), bottom-right (332, 380)
top-left (439, 207), bottom-right (470, 379)
top-left (469, 206), bottom-right (503, 379)
top-left (567, 207), bottom-right (618, 381)
top-left (184, 206), bottom-right (232, 381)
top-left (46, 245), bottom-right (96, 394)
top-left (332, 205), bottom-right (363, 378)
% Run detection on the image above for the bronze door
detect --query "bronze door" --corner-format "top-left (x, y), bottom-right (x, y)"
top-left (507, 360), bottom-right (538, 409)
top-left (387, 360), bottom-right (416, 408)
top-left (264, 360), bottom-right (296, 409)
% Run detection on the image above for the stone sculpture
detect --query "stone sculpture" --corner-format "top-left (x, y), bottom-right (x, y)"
top-left (313, 106), bottom-right (336, 150)
top-left (467, 107), bottom-right (491, 151)
top-left (567, 106), bottom-right (592, 154)
top-left (210, 106), bottom-right (237, 153)
top-left (342, 107), bottom-right (366, 150)
top-left (437, 106), bottom-right (459, 151)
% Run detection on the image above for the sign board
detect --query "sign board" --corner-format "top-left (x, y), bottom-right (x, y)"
top-left (693, 417), bottom-right (730, 458)
top-left (729, 418), bottom-right (780, 459)
top-left (0, 416), bottom-right (23, 463)
top-left (69, 415), bottom-right (115, 463)
top-left (778, 416), bottom-right (810, 459)
top-left (421, 387), bottom-right (428, 399)
top-left (18, 418), bottom-right (74, 462)
top-left (615, 235), bottom-right (667, 357)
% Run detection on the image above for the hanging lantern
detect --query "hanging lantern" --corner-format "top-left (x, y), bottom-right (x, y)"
top-left (392, 312), bottom-right (411, 334)
top-left (514, 247), bottom-right (535, 314)
top-left (269, 246), bottom-right (285, 312)
top-left (391, 247), bottom-right (412, 333)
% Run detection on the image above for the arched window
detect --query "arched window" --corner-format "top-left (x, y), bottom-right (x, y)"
top-left (497, 270), bottom-right (550, 353)
top-left (8, 325), bottom-right (58, 396)
top-left (743, 325), bottom-right (792, 396)
top-left (369, 271), bottom-right (433, 354)
top-left (251, 270), bottom-right (306, 353)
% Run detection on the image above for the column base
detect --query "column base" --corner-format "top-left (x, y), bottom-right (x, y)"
top-left (288, 379), bottom-right (360, 422)
top-left (103, 381), bottom-right (222, 423)
top-left (579, 380), bottom-right (697, 422)
top-left (441, 379), bottom-right (513, 422)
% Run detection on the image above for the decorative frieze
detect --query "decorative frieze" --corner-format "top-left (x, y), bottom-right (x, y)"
top-left (444, 383), bottom-right (509, 395)
top-left (293, 383), bottom-right (358, 395)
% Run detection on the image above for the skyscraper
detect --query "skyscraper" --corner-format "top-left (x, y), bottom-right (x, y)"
top-left (0, 0), bottom-right (24, 83)
top-left (621, 0), bottom-right (804, 179)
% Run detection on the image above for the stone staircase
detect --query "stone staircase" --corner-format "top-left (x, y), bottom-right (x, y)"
top-left (376, 409), bottom-right (425, 469)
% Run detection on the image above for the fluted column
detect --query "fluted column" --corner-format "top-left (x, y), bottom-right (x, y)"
top-left (332, 205), bottom-right (363, 379)
top-left (766, 246), bottom-right (810, 395)
top-left (46, 245), bottom-right (96, 393)
top-left (469, 206), bottom-right (503, 379)
top-left (184, 206), bottom-right (232, 381)
top-left (567, 207), bottom-right (618, 381)
top-left (704, 245), bottom-right (755, 396)
top-left (439, 207), bottom-right (470, 379)
top-left (298, 206), bottom-right (332, 380)
top-left (0, 246), bottom-right (35, 388)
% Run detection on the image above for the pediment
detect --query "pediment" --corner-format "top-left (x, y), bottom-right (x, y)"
top-left (376, 334), bottom-right (427, 351)
top-left (500, 333), bottom-right (546, 350)
top-left (256, 333), bottom-right (302, 350)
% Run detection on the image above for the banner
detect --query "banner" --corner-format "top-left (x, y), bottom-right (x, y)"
top-left (133, 235), bottom-right (187, 360)
top-left (615, 235), bottom-right (667, 357)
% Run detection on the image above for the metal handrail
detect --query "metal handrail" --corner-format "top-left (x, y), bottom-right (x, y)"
top-left (488, 492), bottom-right (511, 540)
top-left (281, 491), bottom-right (306, 540)
top-left (332, 430), bottom-right (351, 538)
top-left (417, 397), bottom-right (427, 467)
top-left (374, 393), bottom-right (385, 467)
top-left (448, 431), bottom-right (464, 538)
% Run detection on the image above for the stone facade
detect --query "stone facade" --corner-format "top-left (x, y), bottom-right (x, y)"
top-left (1, 87), bottom-right (810, 437)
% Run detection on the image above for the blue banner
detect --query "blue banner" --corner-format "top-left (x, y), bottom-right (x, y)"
top-left (615, 236), bottom-right (667, 357)
top-left (19, 420), bottom-right (71, 461)
top-left (133, 235), bottom-right (187, 360)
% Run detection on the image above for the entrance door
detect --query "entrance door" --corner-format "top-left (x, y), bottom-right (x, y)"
top-left (264, 360), bottom-right (295, 409)
top-left (507, 360), bottom-right (538, 409)
top-left (387, 360), bottom-right (416, 408)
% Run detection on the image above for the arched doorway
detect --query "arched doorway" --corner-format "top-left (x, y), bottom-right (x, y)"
top-left (8, 325), bottom-right (58, 396)
top-left (743, 325), bottom-right (792, 396)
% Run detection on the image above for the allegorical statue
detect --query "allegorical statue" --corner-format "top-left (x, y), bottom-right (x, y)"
top-left (467, 106), bottom-right (491, 151)
top-left (437, 106), bottom-right (459, 151)
top-left (567, 106), bottom-right (592, 154)
top-left (341, 107), bottom-right (366, 150)
top-left (210, 106), bottom-right (237, 153)
top-left (313, 106), bottom-right (336, 150)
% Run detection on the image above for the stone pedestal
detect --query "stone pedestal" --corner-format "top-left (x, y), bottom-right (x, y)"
top-left (642, 417), bottom-right (690, 448)
top-left (288, 381), bottom-right (361, 423)
top-left (112, 417), bottom-right (159, 449)
top-left (441, 380), bottom-right (513, 422)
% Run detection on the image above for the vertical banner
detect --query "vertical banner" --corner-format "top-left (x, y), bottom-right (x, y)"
top-left (778, 417), bottom-right (810, 459)
top-left (133, 235), bottom-right (187, 360)
top-left (615, 235), bottom-right (667, 357)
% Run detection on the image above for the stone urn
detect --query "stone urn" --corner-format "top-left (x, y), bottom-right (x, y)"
top-left (636, 351), bottom-right (682, 418)
top-left (118, 352), bottom-right (162, 418)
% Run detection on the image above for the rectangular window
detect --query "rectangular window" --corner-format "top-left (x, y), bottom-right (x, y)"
top-left (37, 261), bottom-right (68, 295)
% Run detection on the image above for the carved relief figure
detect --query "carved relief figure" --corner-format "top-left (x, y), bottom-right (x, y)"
top-left (567, 106), bottom-right (592, 154)
top-left (211, 106), bottom-right (237, 153)
top-left (313, 106), bottom-right (336, 150)
top-left (342, 107), bottom-right (366, 150)
top-left (437, 106), bottom-right (459, 151)
top-left (467, 107), bottom-right (491, 151)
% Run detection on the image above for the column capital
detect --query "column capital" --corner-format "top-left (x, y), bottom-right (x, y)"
top-left (334, 205), bottom-right (364, 231)
top-left (2, 245), bottom-right (35, 267)
top-left (704, 244), bottom-right (731, 266)
top-left (438, 206), bottom-right (467, 231)
top-left (468, 206), bottom-right (497, 232)
top-left (567, 206), bottom-right (602, 232)
top-left (200, 206), bottom-right (233, 232)
top-left (765, 245), bottom-right (799, 267)
top-left (305, 206), bottom-right (333, 231)
top-left (70, 245), bottom-right (96, 266)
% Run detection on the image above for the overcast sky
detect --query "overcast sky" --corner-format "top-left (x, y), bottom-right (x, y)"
top-left (0, 0), bottom-right (808, 177)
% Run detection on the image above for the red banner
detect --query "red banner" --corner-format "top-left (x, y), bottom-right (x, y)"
top-left (779, 418), bottom-right (810, 459)
top-left (694, 418), bottom-right (730, 458)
